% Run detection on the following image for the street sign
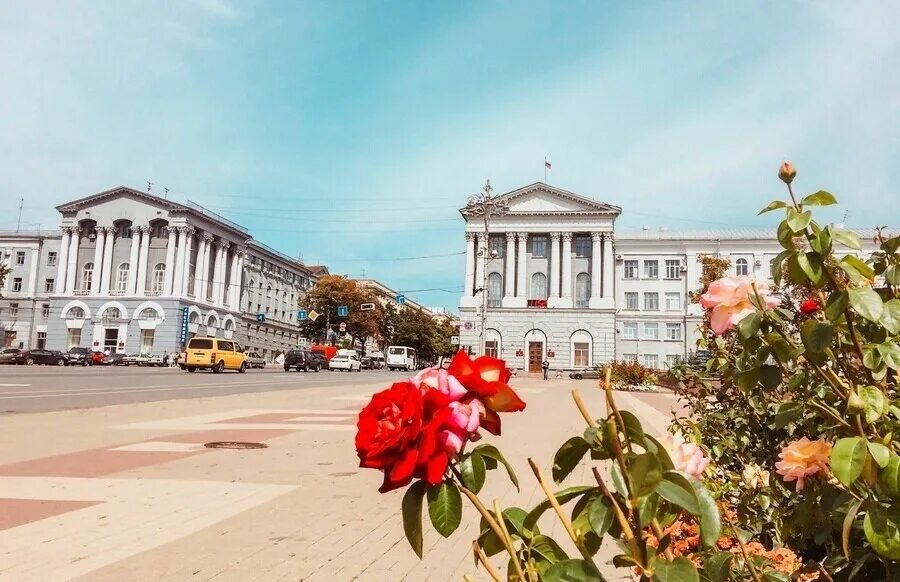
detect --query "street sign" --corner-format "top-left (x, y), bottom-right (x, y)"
top-left (308, 310), bottom-right (319, 321)
top-left (339, 322), bottom-right (346, 332)
top-left (256, 312), bottom-right (266, 322)
top-left (337, 305), bottom-right (349, 317)
top-left (297, 309), bottom-right (308, 321)
top-left (179, 307), bottom-right (189, 346)
top-left (360, 303), bottom-right (375, 311)
top-left (396, 294), bottom-right (405, 305)
top-left (450, 335), bottom-right (460, 345)
top-left (462, 319), bottom-right (475, 331)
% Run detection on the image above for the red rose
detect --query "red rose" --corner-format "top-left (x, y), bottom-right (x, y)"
top-left (799, 298), bottom-right (820, 315)
top-left (448, 350), bottom-right (526, 435)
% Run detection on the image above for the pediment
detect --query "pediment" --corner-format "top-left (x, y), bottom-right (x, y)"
top-left (461, 183), bottom-right (620, 217)
top-left (56, 186), bottom-right (186, 214)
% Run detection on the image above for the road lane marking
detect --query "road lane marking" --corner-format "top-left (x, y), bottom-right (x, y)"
top-left (0, 377), bottom-right (362, 397)
top-left (0, 384), bottom-right (30, 387)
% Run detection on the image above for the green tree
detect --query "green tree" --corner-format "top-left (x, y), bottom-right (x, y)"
top-left (299, 275), bottom-right (384, 353)
top-left (0, 263), bottom-right (8, 298)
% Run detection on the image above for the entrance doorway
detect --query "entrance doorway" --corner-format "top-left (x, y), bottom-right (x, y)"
top-left (104, 328), bottom-right (119, 354)
top-left (528, 341), bottom-right (543, 373)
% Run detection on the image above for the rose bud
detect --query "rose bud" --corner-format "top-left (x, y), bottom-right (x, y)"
top-left (778, 161), bottom-right (797, 185)
top-left (799, 298), bottom-right (820, 315)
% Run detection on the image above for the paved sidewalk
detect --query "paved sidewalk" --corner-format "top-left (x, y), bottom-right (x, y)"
top-left (0, 375), bottom-right (678, 581)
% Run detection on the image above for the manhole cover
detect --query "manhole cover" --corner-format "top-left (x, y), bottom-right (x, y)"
top-left (204, 441), bottom-right (268, 450)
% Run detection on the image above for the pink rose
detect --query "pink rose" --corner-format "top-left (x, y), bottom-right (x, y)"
top-left (778, 161), bottom-right (797, 185)
top-left (438, 430), bottom-right (464, 455)
top-left (699, 275), bottom-right (779, 335)
top-left (447, 399), bottom-right (483, 434)
top-left (775, 437), bottom-right (831, 491)
top-left (661, 434), bottom-right (710, 479)
top-left (412, 366), bottom-right (467, 401)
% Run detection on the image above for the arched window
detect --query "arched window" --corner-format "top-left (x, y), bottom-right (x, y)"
top-left (67, 306), bottom-right (85, 319)
top-left (152, 263), bottom-right (165, 294)
top-left (487, 272), bottom-right (502, 307)
top-left (266, 285), bottom-right (272, 299)
top-left (189, 311), bottom-right (200, 325)
top-left (571, 330), bottom-right (593, 367)
top-left (102, 307), bottom-right (121, 323)
top-left (736, 258), bottom-right (749, 276)
top-left (81, 262), bottom-right (94, 292)
top-left (575, 273), bottom-right (591, 308)
top-left (139, 307), bottom-right (160, 320)
top-left (530, 273), bottom-right (548, 299)
top-left (116, 263), bottom-right (130, 293)
top-left (248, 280), bottom-right (255, 296)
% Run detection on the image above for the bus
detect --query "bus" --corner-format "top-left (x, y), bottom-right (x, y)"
top-left (386, 346), bottom-right (417, 371)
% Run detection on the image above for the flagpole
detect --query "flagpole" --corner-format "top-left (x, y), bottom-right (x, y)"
top-left (544, 157), bottom-right (547, 183)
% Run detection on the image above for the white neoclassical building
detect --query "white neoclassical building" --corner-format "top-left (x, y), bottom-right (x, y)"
top-left (458, 183), bottom-right (621, 373)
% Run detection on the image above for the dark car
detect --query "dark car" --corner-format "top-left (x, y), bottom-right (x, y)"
top-left (360, 356), bottom-right (374, 370)
top-left (309, 352), bottom-right (328, 370)
top-left (283, 349), bottom-right (322, 372)
top-left (569, 366), bottom-right (602, 380)
top-left (66, 347), bottom-right (95, 366)
top-left (0, 348), bottom-right (22, 365)
top-left (101, 353), bottom-right (127, 366)
top-left (13, 349), bottom-right (67, 366)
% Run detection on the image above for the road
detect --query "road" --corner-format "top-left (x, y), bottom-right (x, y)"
top-left (0, 365), bottom-right (410, 414)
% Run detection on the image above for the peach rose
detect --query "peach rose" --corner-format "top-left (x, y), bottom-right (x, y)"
top-left (661, 433), bottom-right (710, 479)
top-left (699, 275), bottom-right (779, 335)
top-left (778, 161), bottom-right (797, 184)
top-left (775, 437), bottom-right (831, 491)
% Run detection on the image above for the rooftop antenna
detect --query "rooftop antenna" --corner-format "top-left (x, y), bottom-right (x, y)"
top-left (147, 180), bottom-right (153, 194)
top-left (164, 187), bottom-right (170, 199)
top-left (16, 197), bottom-right (24, 233)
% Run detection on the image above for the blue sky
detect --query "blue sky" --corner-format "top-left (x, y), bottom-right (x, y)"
top-left (1, 1), bottom-right (898, 311)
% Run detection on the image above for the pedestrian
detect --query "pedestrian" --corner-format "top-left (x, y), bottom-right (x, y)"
top-left (541, 359), bottom-right (550, 381)
top-left (162, 351), bottom-right (169, 367)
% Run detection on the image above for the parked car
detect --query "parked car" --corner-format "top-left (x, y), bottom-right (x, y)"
top-left (12, 349), bottom-right (67, 366)
top-left (360, 356), bottom-right (374, 370)
top-left (246, 351), bottom-right (266, 369)
top-left (90, 351), bottom-right (105, 365)
top-left (139, 354), bottom-right (164, 367)
top-left (0, 348), bottom-right (22, 365)
top-left (309, 352), bottom-right (328, 370)
top-left (101, 353), bottom-right (127, 366)
top-left (283, 349), bottom-right (321, 372)
top-left (181, 338), bottom-right (248, 373)
top-left (329, 353), bottom-right (362, 372)
top-left (121, 354), bottom-right (142, 366)
top-left (65, 347), bottom-right (95, 366)
top-left (569, 366), bottom-right (603, 380)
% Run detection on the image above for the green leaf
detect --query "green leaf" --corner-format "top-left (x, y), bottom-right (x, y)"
top-left (879, 456), bottom-right (900, 499)
top-left (881, 299), bottom-right (900, 335)
top-left (776, 221), bottom-right (795, 250)
top-left (459, 453), bottom-right (486, 494)
top-left (786, 208), bottom-right (812, 233)
top-left (879, 342), bottom-right (900, 370)
top-left (800, 320), bottom-right (833, 353)
top-left (644, 434), bottom-right (675, 471)
top-left (701, 551), bottom-right (733, 582)
top-left (842, 498), bottom-right (863, 560)
top-left (619, 410), bottom-right (646, 445)
top-left (586, 496), bottom-right (614, 536)
top-left (530, 534), bottom-right (569, 564)
top-left (401, 481), bottom-right (427, 558)
top-left (523, 486), bottom-right (595, 531)
top-left (796, 252), bottom-right (826, 286)
top-left (831, 437), bottom-right (868, 487)
top-left (473, 444), bottom-right (519, 490)
top-left (833, 228), bottom-right (863, 250)
top-left (786, 254), bottom-right (807, 284)
top-left (864, 506), bottom-right (900, 560)
top-left (654, 556), bottom-right (700, 582)
top-left (800, 190), bottom-right (838, 206)
top-left (869, 442), bottom-right (891, 468)
top-left (426, 482), bottom-right (462, 538)
top-left (736, 368), bottom-right (759, 391)
top-left (824, 290), bottom-right (849, 322)
top-left (758, 200), bottom-right (788, 214)
top-left (849, 288), bottom-right (884, 323)
top-left (885, 264), bottom-right (900, 286)
top-left (770, 249), bottom-right (792, 285)
top-left (759, 365), bottom-right (781, 390)
top-left (810, 227), bottom-right (832, 255)
top-left (884, 236), bottom-right (900, 254)
top-left (842, 255), bottom-right (875, 280)
top-left (737, 312), bottom-right (761, 339)
top-left (542, 559), bottom-right (604, 582)
top-left (859, 386), bottom-right (887, 424)
top-left (628, 452), bottom-right (663, 498)
top-left (553, 437), bottom-right (590, 483)
top-left (657, 471), bottom-right (701, 515)
top-left (610, 463), bottom-right (628, 498)
top-left (692, 478), bottom-right (721, 548)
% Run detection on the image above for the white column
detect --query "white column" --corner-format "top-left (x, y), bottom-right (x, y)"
top-left (64, 226), bottom-right (81, 294)
top-left (181, 227), bottom-right (195, 296)
top-left (596, 232), bottom-right (615, 309)
top-left (559, 232), bottom-right (574, 308)
top-left (547, 232), bottom-right (561, 307)
top-left (135, 226), bottom-right (151, 296)
top-left (474, 234), bottom-right (485, 299)
top-left (100, 226), bottom-right (115, 294)
top-left (234, 250), bottom-right (246, 308)
top-left (588, 232), bottom-right (604, 308)
top-left (55, 227), bottom-right (71, 294)
top-left (213, 241), bottom-right (229, 306)
top-left (90, 227), bottom-right (105, 296)
top-left (127, 225), bottom-right (141, 294)
top-left (514, 233), bottom-right (527, 307)
top-left (163, 226), bottom-right (177, 295)
top-left (197, 233), bottom-right (213, 301)
top-left (26, 248), bottom-right (39, 298)
top-left (461, 233), bottom-right (476, 308)
top-left (172, 227), bottom-right (186, 297)
top-left (501, 232), bottom-right (515, 306)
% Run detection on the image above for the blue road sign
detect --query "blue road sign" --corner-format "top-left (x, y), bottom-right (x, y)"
top-left (337, 305), bottom-right (349, 317)
top-left (298, 310), bottom-right (308, 321)
top-left (396, 294), bottom-right (405, 305)
top-left (256, 313), bottom-right (266, 322)
top-left (179, 307), bottom-right (189, 346)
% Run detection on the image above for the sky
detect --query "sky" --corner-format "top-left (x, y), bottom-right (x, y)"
top-left (1, 1), bottom-right (898, 312)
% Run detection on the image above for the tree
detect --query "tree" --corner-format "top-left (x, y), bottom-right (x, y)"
top-left (0, 263), bottom-right (8, 298)
top-left (299, 275), bottom-right (384, 353)
top-left (384, 307), bottom-right (457, 362)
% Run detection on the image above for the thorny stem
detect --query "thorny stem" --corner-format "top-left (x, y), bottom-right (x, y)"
top-left (457, 484), bottom-right (527, 582)
top-left (725, 514), bottom-right (764, 582)
top-left (592, 467), bottom-right (643, 563)
top-left (807, 399), bottom-right (852, 428)
top-left (650, 519), bottom-right (675, 561)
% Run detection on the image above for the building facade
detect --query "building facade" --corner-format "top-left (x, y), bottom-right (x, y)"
top-left (1, 186), bottom-right (319, 358)
top-left (0, 231), bottom-right (60, 349)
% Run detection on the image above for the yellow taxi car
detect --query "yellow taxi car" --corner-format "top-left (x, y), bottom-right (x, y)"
top-left (181, 337), bottom-right (248, 373)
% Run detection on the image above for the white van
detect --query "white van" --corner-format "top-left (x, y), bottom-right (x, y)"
top-left (387, 346), bottom-right (417, 371)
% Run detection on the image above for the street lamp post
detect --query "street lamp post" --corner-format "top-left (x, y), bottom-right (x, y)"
top-left (466, 180), bottom-right (507, 356)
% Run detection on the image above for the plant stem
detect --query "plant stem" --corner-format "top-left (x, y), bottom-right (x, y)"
top-left (572, 390), bottom-right (597, 427)
top-left (457, 484), bottom-right (527, 582)
top-left (650, 519), bottom-right (675, 561)
top-left (492, 499), bottom-right (527, 582)
top-left (725, 515), bottom-right (763, 582)
top-left (601, 367), bottom-right (634, 455)
top-left (592, 467), bottom-right (643, 562)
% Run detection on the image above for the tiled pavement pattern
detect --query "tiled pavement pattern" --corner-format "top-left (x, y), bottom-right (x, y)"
top-left (0, 377), bottom-right (677, 581)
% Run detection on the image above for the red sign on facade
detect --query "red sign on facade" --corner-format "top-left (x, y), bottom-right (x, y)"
top-left (515, 348), bottom-right (524, 357)
top-left (547, 350), bottom-right (555, 358)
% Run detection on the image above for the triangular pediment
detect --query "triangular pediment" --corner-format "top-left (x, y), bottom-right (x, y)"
top-left (461, 183), bottom-right (620, 217)
top-left (56, 186), bottom-right (187, 214)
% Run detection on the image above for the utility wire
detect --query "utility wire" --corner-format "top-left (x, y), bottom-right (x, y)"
top-left (328, 251), bottom-right (465, 262)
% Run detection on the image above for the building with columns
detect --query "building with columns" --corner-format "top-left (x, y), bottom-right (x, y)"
top-left (458, 183), bottom-right (621, 372)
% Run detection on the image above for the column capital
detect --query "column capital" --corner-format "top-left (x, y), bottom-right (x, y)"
top-left (136, 225), bottom-right (151, 234)
top-left (561, 232), bottom-right (573, 242)
top-left (234, 246), bottom-right (247, 256)
top-left (70, 226), bottom-right (83, 234)
top-left (179, 225), bottom-right (196, 235)
top-left (60, 225), bottom-right (72, 235)
top-left (100, 225), bottom-right (116, 234)
top-left (202, 232), bottom-right (215, 243)
top-left (465, 232), bottom-right (476, 242)
top-left (505, 231), bottom-right (516, 241)
top-left (165, 226), bottom-right (179, 236)
top-left (603, 232), bottom-right (614, 242)
top-left (550, 232), bottom-right (561, 241)
top-left (516, 232), bottom-right (528, 241)
top-left (591, 232), bottom-right (603, 242)
top-left (216, 240), bottom-right (231, 250)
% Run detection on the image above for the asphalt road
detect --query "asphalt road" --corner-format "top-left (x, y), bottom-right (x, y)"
top-left (0, 365), bottom-right (410, 415)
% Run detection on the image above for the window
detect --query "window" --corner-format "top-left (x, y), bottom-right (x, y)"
top-left (489, 236), bottom-right (505, 258)
top-left (81, 262), bottom-right (94, 291)
top-left (41, 303), bottom-right (50, 318)
top-left (644, 292), bottom-right (659, 310)
top-left (643, 323), bottom-right (659, 340)
top-left (267, 286), bottom-right (272, 299)
top-left (44, 278), bottom-right (55, 293)
top-left (622, 322), bottom-right (638, 339)
top-left (666, 354), bottom-right (681, 368)
top-left (666, 323), bottom-right (683, 341)
top-left (573, 342), bottom-right (590, 366)
top-left (642, 354), bottom-right (659, 369)
top-left (736, 258), bottom-right (749, 276)
top-left (8, 303), bottom-right (18, 317)
top-left (487, 272), bottom-right (502, 307)
top-left (151, 263), bottom-right (165, 294)
top-left (12, 278), bottom-right (22, 292)
top-left (575, 273), bottom-right (590, 308)
top-left (665, 292), bottom-right (681, 311)
top-left (119, 224), bottom-right (133, 238)
top-left (644, 260), bottom-right (658, 279)
top-left (139, 307), bottom-right (159, 320)
top-left (530, 272), bottom-right (548, 299)
top-left (623, 353), bottom-right (638, 363)
top-left (531, 236), bottom-right (548, 258)
top-left (67, 328), bottom-right (81, 349)
top-left (574, 236), bottom-right (591, 258)
top-left (624, 260), bottom-right (638, 279)
top-left (140, 329), bottom-right (155, 354)
top-left (665, 259), bottom-right (681, 279)
top-left (624, 292), bottom-right (639, 310)
top-left (67, 306), bottom-right (85, 319)
top-left (116, 263), bottom-right (129, 293)
top-left (102, 307), bottom-right (121, 323)
top-left (36, 331), bottom-right (47, 349)
top-left (485, 340), bottom-right (499, 359)
top-left (47, 252), bottom-right (57, 266)
top-left (15, 251), bottom-right (25, 265)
